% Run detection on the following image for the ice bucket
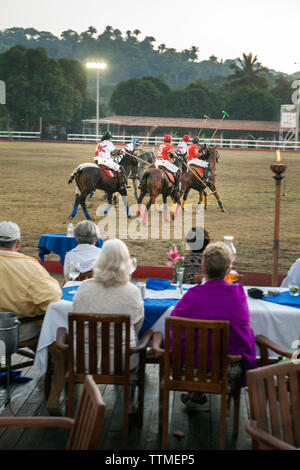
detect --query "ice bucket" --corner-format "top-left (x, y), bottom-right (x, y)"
top-left (0, 312), bottom-right (20, 357)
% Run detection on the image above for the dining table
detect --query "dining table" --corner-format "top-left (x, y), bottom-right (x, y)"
top-left (33, 280), bottom-right (300, 414)
top-left (38, 233), bottom-right (103, 265)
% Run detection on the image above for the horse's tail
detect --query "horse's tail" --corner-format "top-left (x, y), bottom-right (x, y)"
top-left (68, 167), bottom-right (81, 184)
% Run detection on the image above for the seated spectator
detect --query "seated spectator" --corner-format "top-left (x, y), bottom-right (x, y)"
top-left (72, 239), bottom-right (144, 413)
top-left (182, 226), bottom-right (210, 284)
top-left (280, 258), bottom-right (300, 288)
top-left (64, 220), bottom-right (101, 281)
top-left (170, 241), bottom-right (257, 407)
top-left (0, 221), bottom-right (62, 342)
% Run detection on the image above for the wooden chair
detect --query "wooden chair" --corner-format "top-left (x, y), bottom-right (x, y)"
top-left (246, 361), bottom-right (300, 450)
top-left (255, 334), bottom-right (295, 367)
top-left (78, 270), bottom-right (93, 281)
top-left (0, 375), bottom-right (105, 450)
top-left (152, 317), bottom-right (243, 450)
top-left (57, 312), bottom-right (153, 441)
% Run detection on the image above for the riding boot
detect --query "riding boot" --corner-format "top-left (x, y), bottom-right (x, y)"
top-left (173, 172), bottom-right (183, 193)
top-left (118, 167), bottom-right (130, 190)
top-left (204, 163), bottom-right (212, 184)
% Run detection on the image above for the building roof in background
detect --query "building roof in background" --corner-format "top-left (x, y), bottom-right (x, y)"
top-left (93, 115), bottom-right (280, 132)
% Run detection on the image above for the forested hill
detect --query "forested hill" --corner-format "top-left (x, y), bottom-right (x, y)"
top-left (0, 26), bottom-right (291, 87)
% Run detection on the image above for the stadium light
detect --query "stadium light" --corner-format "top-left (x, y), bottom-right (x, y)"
top-left (86, 62), bottom-right (107, 140)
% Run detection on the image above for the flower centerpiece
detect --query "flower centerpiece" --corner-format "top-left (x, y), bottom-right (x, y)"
top-left (166, 241), bottom-right (186, 296)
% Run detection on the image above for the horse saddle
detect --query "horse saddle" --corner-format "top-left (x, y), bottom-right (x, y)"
top-left (157, 167), bottom-right (175, 183)
top-left (190, 165), bottom-right (204, 178)
top-left (98, 164), bottom-right (115, 178)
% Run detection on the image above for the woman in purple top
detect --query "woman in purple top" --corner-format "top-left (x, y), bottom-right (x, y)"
top-left (170, 241), bottom-right (257, 406)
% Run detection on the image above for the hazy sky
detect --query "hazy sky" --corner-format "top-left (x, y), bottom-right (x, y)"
top-left (1, 0), bottom-right (300, 74)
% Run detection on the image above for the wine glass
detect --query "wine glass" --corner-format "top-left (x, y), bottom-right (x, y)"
top-left (69, 262), bottom-right (81, 281)
top-left (130, 257), bottom-right (137, 275)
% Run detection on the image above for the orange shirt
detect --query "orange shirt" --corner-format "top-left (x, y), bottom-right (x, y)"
top-left (156, 142), bottom-right (173, 161)
top-left (187, 143), bottom-right (199, 161)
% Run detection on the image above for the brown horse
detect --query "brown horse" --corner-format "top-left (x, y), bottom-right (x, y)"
top-left (137, 166), bottom-right (182, 225)
top-left (181, 146), bottom-right (225, 212)
top-left (68, 153), bottom-right (132, 220)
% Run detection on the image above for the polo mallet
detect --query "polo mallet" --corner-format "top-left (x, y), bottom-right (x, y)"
top-left (209, 110), bottom-right (229, 142)
top-left (198, 114), bottom-right (210, 139)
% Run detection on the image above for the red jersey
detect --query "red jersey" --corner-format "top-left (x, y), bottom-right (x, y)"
top-left (187, 143), bottom-right (199, 161)
top-left (156, 142), bottom-right (173, 161)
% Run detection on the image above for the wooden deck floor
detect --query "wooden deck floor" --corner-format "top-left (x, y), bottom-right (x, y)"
top-left (0, 351), bottom-right (253, 452)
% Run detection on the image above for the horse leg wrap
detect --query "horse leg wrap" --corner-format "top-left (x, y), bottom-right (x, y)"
top-left (70, 204), bottom-right (78, 218)
top-left (83, 207), bottom-right (91, 219)
top-left (181, 199), bottom-right (186, 210)
top-left (141, 211), bottom-right (148, 225)
top-left (134, 190), bottom-right (139, 201)
top-left (174, 204), bottom-right (180, 217)
top-left (136, 205), bottom-right (141, 217)
top-left (218, 200), bottom-right (223, 208)
top-left (104, 204), bottom-right (112, 215)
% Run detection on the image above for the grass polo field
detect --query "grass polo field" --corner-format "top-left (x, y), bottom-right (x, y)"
top-left (1, 140), bottom-right (300, 276)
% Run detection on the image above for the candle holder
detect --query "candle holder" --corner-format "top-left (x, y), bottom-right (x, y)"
top-left (271, 159), bottom-right (287, 287)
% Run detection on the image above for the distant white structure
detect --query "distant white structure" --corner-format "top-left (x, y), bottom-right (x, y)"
top-left (0, 80), bottom-right (5, 105)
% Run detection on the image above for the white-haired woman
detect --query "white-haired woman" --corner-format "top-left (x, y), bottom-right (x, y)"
top-left (64, 220), bottom-right (101, 281)
top-left (72, 239), bottom-right (144, 412)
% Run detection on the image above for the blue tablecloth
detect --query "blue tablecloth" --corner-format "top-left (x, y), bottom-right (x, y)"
top-left (263, 290), bottom-right (300, 309)
top-left (38, 233), bottom-right (103, 265)
top-left (61, 284), bottom-right (181, 337)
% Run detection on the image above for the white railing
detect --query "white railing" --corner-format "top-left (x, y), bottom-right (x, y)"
top-left (67, 133), bottom-right (300, 151)
top-left (0, 131), bottom-right (40, 139)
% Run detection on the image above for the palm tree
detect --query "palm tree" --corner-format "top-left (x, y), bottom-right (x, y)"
top-left (226, 53), bottom-right (268, 91)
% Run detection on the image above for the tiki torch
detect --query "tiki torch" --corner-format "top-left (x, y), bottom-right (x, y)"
top-left (271, 149), bottom-right (287, 286)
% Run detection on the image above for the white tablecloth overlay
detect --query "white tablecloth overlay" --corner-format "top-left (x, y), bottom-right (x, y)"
top-left (34, 284), bottom-right (300, 373)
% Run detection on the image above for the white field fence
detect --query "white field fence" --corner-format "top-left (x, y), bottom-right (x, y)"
top-left (0, 131), bottom-right (40, 139)
top-left (1, 130), bottom-right (300, 150)
top-left (67, 134), bottom-right (300, 151)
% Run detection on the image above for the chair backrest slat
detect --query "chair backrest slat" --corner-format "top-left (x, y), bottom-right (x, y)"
top-left (185, 327), bottom-right (195, 381)
top-left (277, 371), bottom-right (294, 444)
top-left (171, 324), bottom-right (183, 380)
top-left (197, 327), bottom-right (208, 381)
top-left (101, 322), bottom-right (110, 375)
top-left (76, 320), bottom-right (85, 373)
top-left (289, 368), bottom-right (300, 444)
top-left (114, 322), bottom-right (123, 375)
top-left (88, 321), bottom-right (98, 374)
top-left (265, 375), bottom-right (281, 439)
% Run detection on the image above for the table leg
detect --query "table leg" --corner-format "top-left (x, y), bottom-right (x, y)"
top-left (46, 342), bottom-right (66, 416)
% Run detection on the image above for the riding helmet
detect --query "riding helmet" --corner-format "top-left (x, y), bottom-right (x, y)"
top-left (163, 134), bottom-right (172, 142)
top-left (192, 137), bottom-right (199, 144)
top-left (182, 135), bottom-right (190, 142)
top-left (133, 139), bottom-right (141, 145)
top-left (102, 130), bottom-right (112, 140)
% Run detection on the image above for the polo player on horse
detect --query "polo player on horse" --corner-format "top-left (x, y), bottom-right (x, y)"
top-left (94, 131), bottom-right (128, 190)
top-left (138, 134), bottom-right (182, 193)
top-left (187, 137), bottom-right (212, 184)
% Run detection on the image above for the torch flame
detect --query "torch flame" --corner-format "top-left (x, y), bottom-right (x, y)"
top-left (276, 149), bottom-right (281, 162)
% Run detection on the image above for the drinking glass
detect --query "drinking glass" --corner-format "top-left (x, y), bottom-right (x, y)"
top-left (289, 283), bottom-right (299, 296)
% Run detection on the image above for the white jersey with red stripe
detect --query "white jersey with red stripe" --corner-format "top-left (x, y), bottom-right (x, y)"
top-left (176, 140), bottom-right (188, 156)
top-left (95, 140), bottom-right (115, 159)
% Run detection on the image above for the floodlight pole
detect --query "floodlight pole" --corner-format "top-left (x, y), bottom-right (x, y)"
top-left (96, 68), bottom-right (99, 141)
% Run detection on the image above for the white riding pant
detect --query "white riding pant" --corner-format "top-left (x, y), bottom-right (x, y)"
top-left (95, 156), bottom-right (120, 171)
top-left (155, 159), bottom-right (179, 173)
top-left (188, 159), bottom-right (209, 168)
